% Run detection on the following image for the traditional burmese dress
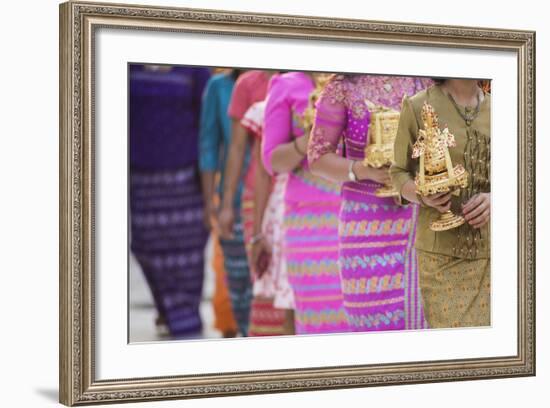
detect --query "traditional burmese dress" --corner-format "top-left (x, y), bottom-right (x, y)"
top-left (263, 72), bottom-right (350, 334)
top-left (263, 173), bottom-right (295, 310)
top-left (308, 74), bottom-right (432, 331)
top-left (129, 64), bottom-right (210, 336)
top-left (211, 234), bottom-right (238, 335)
top-left (221, 70), bottom-right (272, 335)
top-left (241, 101), bottom-right (292, 336)
top-left (199, 72), bottom-right (252, 336)
top-left (391, 85), bottom-right (491, 328)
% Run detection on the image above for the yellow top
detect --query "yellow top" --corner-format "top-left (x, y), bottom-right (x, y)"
top-left (390, 85), bottom-right (491, 259)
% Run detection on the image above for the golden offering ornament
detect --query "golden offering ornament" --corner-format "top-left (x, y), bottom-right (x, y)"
top-left (412, 102), bottom-right (469, 231)
top-left (362, 101), bottom-right (401, 198)
top-left (296, 73), bottom-right (332, 135)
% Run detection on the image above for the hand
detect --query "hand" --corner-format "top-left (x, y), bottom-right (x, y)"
top-left (202, 203), bottom-right (217, 231)
top-left (296, 134), bottom-right (309, 156)
top-left (360, 164), bottom-right (391, 185)
top-left (462, 193), bottom-right (490, 229)
top-left (420, 191), bottom-right (452, 213)
top-left (218, 206), bottom-right (235, 239)
top-left (251, 237), bottom-right (271, 279)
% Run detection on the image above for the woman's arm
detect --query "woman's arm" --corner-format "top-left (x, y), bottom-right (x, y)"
top-left (251, 138), bottom-right (271, 238)
top-left (309, 153), bottom-right (391, 185)
top-left (390, 96), bottom-right (420, 204)
top-left (218, 120), bottom-right (248, 239)
top-left (200, 172), bottom-right (217, 230)
top-left (307, 77), bottom-right (391, 184)
top-left (262, 75), bottom-right (306, 175)
top-left (268, 135), bottom-right (309, 174)
top-left (250, 138), bottom-right (272, 277)
top-left (198, 77), bottom-right (221, 230)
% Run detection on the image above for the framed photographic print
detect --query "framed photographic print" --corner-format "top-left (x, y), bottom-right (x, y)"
top-left (59, 0), bottom-right (536, 405)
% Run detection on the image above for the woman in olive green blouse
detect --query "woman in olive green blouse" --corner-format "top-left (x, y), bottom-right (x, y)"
top-left (390, 79), bottom-right (490, 328)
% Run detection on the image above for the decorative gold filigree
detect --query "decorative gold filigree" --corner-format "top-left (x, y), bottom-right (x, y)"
top-left (362, 103), bottom-right (400, 197)
top-left (297, 73), bottom-right (332, 135)
top-left (413, 102), bottom-right (469, 231)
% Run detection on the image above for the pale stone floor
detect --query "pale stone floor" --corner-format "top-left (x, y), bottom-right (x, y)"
top-left (129, 236), bottom-right (223, 343)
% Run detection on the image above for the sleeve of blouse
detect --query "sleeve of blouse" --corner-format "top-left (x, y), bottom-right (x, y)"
top-left (307, 77), bottom-right (347, 165)
top-left (227, 73), bottom-right (250, 120)
top-left (261, 75), bottom-right (291, 176)
top-left (241, 101), bottom-right (265, 140)
top-left (390, 96), bottom-right (419, 203)
top-left (198, 77), bottom-right (221, 172)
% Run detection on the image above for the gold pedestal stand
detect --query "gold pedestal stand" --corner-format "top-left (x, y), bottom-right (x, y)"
top-left (430, 210), bottom-right (465, 231)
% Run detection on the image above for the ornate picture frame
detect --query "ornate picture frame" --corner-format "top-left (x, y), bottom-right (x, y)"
top-left (59, 1), bottom-right (535, 405)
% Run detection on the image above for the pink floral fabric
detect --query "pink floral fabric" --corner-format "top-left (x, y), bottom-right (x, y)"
top-left (241, 102), bottom-right (295, 309)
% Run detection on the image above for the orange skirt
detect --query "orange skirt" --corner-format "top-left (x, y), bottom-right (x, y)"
top-left (211, 235), bottom-right (238, 335)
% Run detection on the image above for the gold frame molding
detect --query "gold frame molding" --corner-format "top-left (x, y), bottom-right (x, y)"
top-left (59, 1), bottom-right (536, 405)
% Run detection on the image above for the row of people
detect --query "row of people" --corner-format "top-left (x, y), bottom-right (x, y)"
top-left (205, 70), bottom-right (491, 335)
top-left (223, 71), bottom-right (431, 334)
top-left (129, 64), bottom-right (491, 338)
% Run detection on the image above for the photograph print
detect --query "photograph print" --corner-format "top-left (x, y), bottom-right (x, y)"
top-left (128, 64), bottom-right (491, 342)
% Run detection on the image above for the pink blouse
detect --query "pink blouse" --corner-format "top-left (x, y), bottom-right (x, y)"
top-left (262, 72), bottom-right (314, 175)
top-left (308, 74), bottom-right (433, 166)
top-left (262, 72), bottom-right (341, 204)
top-left (228, 70), bottom-right (269, 121)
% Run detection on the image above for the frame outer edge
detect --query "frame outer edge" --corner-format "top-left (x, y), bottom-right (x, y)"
top-left (533, 31), bottom-right (536, 376)
top-left (59, 1), bottom-right (76, 406)
top-left (528, 30), bottom-right (536, 376)
top-left (58, 2), bottom-right (536, 404)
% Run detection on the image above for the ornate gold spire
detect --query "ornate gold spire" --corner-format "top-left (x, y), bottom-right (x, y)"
top-left (413, 102), bottom-right (469, 231)
top-left (295, 73), bottom-right (332, 135)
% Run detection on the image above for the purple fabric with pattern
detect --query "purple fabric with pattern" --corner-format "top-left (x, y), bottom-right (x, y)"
top-left (129, 64), bottom-right (210, 170)
top-left (129, 65), bottom-right (210, 336)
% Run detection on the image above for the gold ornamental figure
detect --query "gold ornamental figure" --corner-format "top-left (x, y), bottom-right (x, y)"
top-left (412, 102), bottom-right (469, 231)
top-left (362, 101), bottom-right (401, 197)
top-left (298, 73), bottom-right (332, 135)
